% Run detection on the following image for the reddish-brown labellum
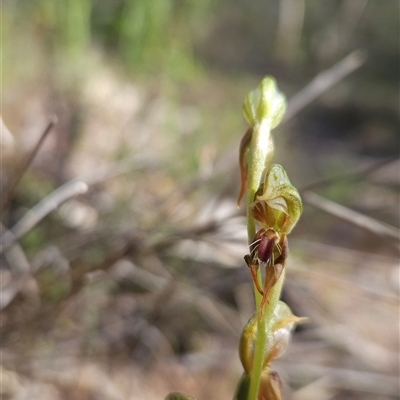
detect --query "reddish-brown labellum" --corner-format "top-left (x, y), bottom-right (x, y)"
top-left (257, 229), bottom-right (279, 263)
top-left (245, 229), bottom-right (288, 316)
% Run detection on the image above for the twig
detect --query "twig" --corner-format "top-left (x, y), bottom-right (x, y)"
top-left (0, 223), bottom-right (31, 273)
top-left (288, 264), bottom-right (399, 308)
top-left (279, 362), bottom-right (400, 397)
top-left (303, 191), bottom-right (400, 242)
top-left (112, 260), bottom-right (242, 335)
top-left (1, 116), bottom-right (58, 211)
top-left (0, 155), bottom-right (159, 254)
top-left (0, 223), bottom-right (40, 310)
top-left (284, 49), bottom-right (367, 121)
top-left (291, 238), bottom-right (398, 267)
top-left (0, 181), bottom-right (89, 255)
top-left (288, 240), bottom-right (399, 306)
top-left (284, 279), bottom-right (399, 373)
top-left (300, 157), bottom-right (399, 192)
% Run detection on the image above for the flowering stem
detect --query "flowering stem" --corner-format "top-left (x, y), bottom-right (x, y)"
top-left (248, 270), bottom-right (285, 400)
top-left (246, 121), bottom-right (275, 400)
top-left (240, 76), bottom-right (288, 400)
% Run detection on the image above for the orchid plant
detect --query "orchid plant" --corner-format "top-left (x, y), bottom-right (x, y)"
top-left (166, 77), bottom-right (305, 400)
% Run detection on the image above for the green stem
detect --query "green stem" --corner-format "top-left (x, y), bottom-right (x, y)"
top-left (247, 294), bottom-right (266, 400)
top-left (246, 121), bottom-right (275, 400)
top-left (248, 270), bottom-right (285, 400)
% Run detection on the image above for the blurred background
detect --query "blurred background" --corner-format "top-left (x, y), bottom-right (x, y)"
top-left (1, 1), bottom-right (399, 399)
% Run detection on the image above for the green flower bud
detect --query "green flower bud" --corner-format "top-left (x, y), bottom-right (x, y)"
top-left (239, 302), bottom-right (306, 374)
top-left (243, 76), bottom-right (286, 130)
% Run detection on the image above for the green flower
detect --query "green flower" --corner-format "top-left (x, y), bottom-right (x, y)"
top-left (251, 164), bottom-right (302, 235)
